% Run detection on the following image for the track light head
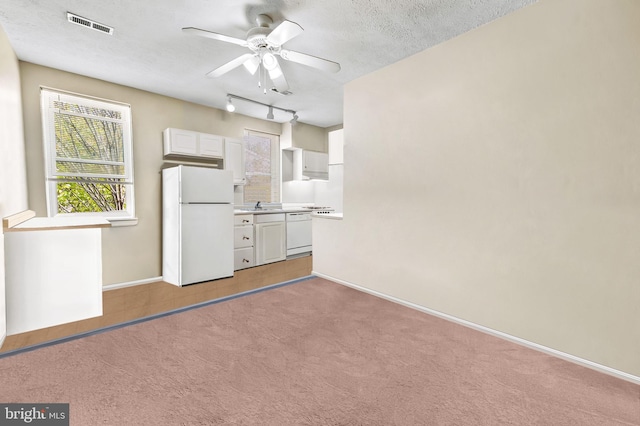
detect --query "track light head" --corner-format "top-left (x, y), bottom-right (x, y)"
top-left (226, 96), bottom-right (235, 112)
top-left (290, 113), bottom-right (298, 125)
top-left (267, 106), bottom-right (274, 120)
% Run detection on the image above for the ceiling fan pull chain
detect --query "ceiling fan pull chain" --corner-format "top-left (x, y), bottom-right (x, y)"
top-left (257, 62), bottom-right (261, 89)
top-left (262, 63), bottom-right (267, 94)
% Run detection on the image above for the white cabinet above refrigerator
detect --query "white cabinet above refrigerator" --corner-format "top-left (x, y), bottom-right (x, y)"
top-left (163, 128), bottom-right (224, 159)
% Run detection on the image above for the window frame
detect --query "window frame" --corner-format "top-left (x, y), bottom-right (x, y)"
top-left (40, 87), bottom-right (135, 220)
top-left (242, 130), bottom-right (281, 204)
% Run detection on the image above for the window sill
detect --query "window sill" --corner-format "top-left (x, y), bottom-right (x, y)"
top-left (107, 217), bottom-right (138, 227)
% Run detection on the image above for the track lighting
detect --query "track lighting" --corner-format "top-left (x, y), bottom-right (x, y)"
top-left (225, 94), bottom-right (298, 124)
top-left (225, 96), bottom-right (235, 112)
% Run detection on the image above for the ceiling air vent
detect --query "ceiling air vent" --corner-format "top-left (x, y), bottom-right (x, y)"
top-left (66, 12), bottom-right (114, 35)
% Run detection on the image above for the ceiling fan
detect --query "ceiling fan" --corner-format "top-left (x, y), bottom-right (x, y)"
top-left (183, 14), bottom-right (341, 94)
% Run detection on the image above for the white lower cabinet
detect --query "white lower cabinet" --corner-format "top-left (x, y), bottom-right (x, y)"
top-left (233, 214), bottom-right (254, 270)
top-left (234, 213), bottom-right (286, 268)
top-left (255, 215), bottom-right (286, 265)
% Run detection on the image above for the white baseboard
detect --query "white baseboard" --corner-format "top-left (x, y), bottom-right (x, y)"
top-left (312, 271), bottom-right (640, 386)
top-left (102, 276), bottom-right (163, 292)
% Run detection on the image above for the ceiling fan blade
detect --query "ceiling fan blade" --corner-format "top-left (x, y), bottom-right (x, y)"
top-left (266, 20), bottom-right (303, 46)
top-left (206, 53), bottom-right (256, 78)
top-left (279, 49), bottom-right (341, 73)
top-left (267, 60), bottom-right (290, 93)
top-left (182, 27), bottom-right (247, 47)
top-left (243, 55), bottom-right (261, 75)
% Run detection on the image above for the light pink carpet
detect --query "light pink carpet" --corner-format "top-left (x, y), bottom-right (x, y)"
top-left (0, 277), bottom-right (638, 425)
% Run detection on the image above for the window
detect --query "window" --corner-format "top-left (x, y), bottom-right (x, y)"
top-left (243, 130), bottom-right (280, 203)
top-left (40, 88), bottom-right (135, 220)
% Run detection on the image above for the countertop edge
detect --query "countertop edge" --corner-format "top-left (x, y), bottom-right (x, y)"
top-left (311, 213), bottom-right (343, 220)
top-left (5, 217), bottom-right (112, 232)
top-left (234, 208), bottom-right (313, 215)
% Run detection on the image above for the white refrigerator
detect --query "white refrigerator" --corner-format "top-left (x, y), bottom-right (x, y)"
top-left (162, 165), bottom-right (234, 286)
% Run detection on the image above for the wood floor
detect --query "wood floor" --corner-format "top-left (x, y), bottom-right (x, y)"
top-left (0, 256), bottom-right (312, 354)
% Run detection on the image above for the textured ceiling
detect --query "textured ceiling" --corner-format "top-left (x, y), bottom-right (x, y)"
top-left (0, 0), bottom-right (536, 128)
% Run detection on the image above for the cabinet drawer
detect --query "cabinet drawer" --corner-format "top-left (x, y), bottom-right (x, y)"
top-left (234, 225), bottom-right (254, 248)
top-left (255, 213), bottom-right (285, 223)
top-left (234, 247), bottom-right (254, 270)
top-left (234, 214), bottom-right (253, 226)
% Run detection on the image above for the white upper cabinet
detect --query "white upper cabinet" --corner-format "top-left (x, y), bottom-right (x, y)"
top-left (302, 150), bottom-right (328, 180)
top-left (163, 128), bottom-right (224, 159)
top-left (164, 128), bottom-right (198, 156)
top-left (198, 133), bottom-right (224, 158)
top-left (224, 138), bottom-right (246, 185)
top-left (328, 129), bottom-right (344, 165)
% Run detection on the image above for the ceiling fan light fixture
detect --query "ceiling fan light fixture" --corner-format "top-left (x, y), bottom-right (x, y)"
top-left (262, 52), bottom-right (278, 71)
top-left (226, 97), bottom-right (235, 112)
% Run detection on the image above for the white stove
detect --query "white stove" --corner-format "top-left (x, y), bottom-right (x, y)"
top-left (305, 206), bottom-right (334, 214)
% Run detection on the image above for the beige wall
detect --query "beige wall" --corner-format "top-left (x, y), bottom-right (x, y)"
top-left (313, 0), bottom-right (640, 377)
top-left (0, 30), bottom-right (28, 220)
top-left (0, 25), bottom-right (29, 345)
top-left (19, 62), bottom-right (281, 285)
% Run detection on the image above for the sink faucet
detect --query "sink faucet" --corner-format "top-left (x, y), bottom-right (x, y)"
top-left (255, 201), bottom-right (262, 210)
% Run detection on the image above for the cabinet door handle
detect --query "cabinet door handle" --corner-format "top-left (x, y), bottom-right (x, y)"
top-left (243, 259), bottom-right (250, 263)
top-left (243, 236), bottom-right (250, 240)
top-left (242, 219), bottom-right (250, 223)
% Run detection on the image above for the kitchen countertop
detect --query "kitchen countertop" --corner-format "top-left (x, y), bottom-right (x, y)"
top-left (234, 207), bottom-right (313, 215)
top-left (3, 210), bottom-right (111, 232)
